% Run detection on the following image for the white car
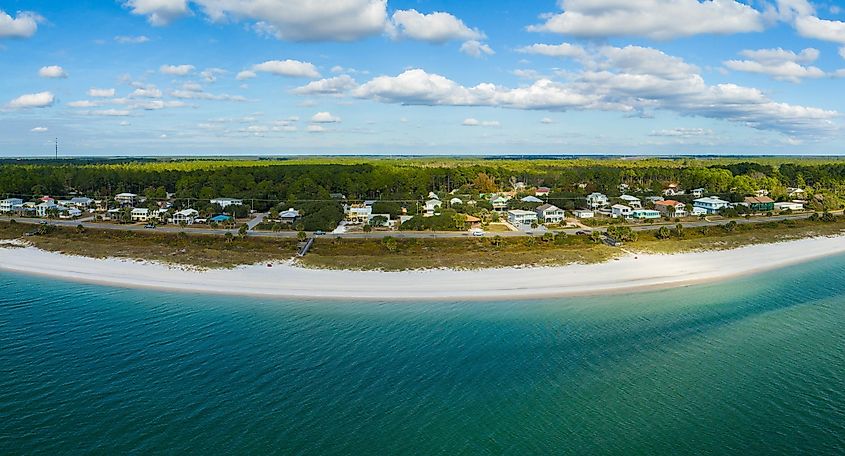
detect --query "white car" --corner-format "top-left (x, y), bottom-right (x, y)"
top-left (471, 229), bottom-right (485, 237)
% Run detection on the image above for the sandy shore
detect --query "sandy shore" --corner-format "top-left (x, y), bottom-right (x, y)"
top-left (1, 236), bottom-right (845, 300)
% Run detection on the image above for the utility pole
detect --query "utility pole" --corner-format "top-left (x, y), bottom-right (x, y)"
top-left (55, 138), bottom-right (58, 160)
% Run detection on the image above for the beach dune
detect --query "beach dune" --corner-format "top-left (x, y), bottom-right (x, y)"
top-left (2, 236), bottom-right (844, 300)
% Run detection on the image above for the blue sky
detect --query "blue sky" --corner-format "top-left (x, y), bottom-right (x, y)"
top-left (2, 0), bottom-right (845, 156)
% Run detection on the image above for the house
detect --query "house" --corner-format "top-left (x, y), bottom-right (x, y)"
top-left (424, 199), bottom-right (443, 217)
top-left (619, 194), bottom-right (641, 208)
top-left (611, 204), bottom-right (632, 218)
top-left (691, 206), bottom-right (708, 216)
top-left (68, 197), bottom-right (94, 209)
top-left (691, 188), bottom-right (705, 198)
top-left (35, 200), bottom-right (57, 217)
top-left (646, 196), bottom-right (665, 203)
top-left (654, 200), bottom-right (687, 217)
top-left (59, 207), bottom-right (82, 219)
top-left (449, 197), bottom-right (463, 206)
top-left (693, 197), bottom-right (731, 214)
top-left (490, 195), bottom-right (510, 212)
top-left (131, 208), bottom-right (151, 222)
top-left (663, 185), bottom-right (684, 196)
top-left (521, 195), bottom-right (543, 203)
top-left (744, 196), bottom-right (775, 212)
top-left (115, 193), bottom-right (138, 206)
top-left (632, 209), bottom-right (661, 219)
top-left (346, 205), bottom-right (372, 224)
top-left (0, 198), bottom-right (23, 213)
top-left (573, 209), bottom-right (594, 219)
top-left (279, 208), bottom-right (299, 223)
top-left (172, 208), bottom-right (199, 225)
top-left (536, 204), bottom-right (565, 224)
top-left (774, 202), bottom-right (804, 211)
top-left (535, 187), bottom-right (551, 197)
top-left (787, 187), bottom-right (806, 198)
top-left (586, 192), bottom-right (609, 209)
top-left (464, 215), bottom-right (482, 229)
top-left (507, 209), bottom-right (538, 226)
top-left (210, 197), bottom-right (243, 209)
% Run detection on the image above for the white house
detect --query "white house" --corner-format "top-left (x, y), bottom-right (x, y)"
top-left (35, 200), bottom-right (57, 217)
top-left (210, 197), bottom-right (243, 209)
top-left (619, 194), bottom-right (641, 208)
top-left (691, 188), bottom-right (705, 198)
top-left (693, 197), bottom-right (730, 214)
top-left (507, 209), bottom-right (538, 226)
top-left (68, 197), bottom-right (94, 209)
top-left (573, 209), bottom-right (594, 219)
top-left (521, 195), bottom-right (543, 203)
top-left (490, 195), bottom-right (510, 212)
top-left (536, 204), bottom-right (565, 224)
top-left (0, 198), bottom-right (23, 213)
top-left (654, 200), bottom-right (687, 217)
top-left (346, 205), bottom-right (372, 224)
top-left (787, 187), bottom-right (806, 198)
top-left (59, 207), bottom-right (82, 219)
top-left (586, 192), bottom-right (609, 209)
top-left (172, 208), bottom-right (199, 225)
top-left (774, 202), bottom-right (804, 211)
top-left (424, 199), bottom-right (443, 217)
top-left (115, 193), bottom-right (138, 206)
top-left (131, 208), bottom-right (151, 222)
top-left (611, 204), bottom-right (633, 218)
top-left (535, 187), bottom-right (551, 197)
top-left (691, 206), bottom-right (708, 216)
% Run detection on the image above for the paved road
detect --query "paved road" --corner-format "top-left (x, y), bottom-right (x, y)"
top-left (1, 211), bottom-right (826, 240)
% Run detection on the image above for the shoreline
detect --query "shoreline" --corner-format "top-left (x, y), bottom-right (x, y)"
top-left (1, 236), bottom-right (845, 300)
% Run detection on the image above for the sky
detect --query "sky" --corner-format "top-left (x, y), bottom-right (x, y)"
top-left (2, 0), bottom-right (845, 157)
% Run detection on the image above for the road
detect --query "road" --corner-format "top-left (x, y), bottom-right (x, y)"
top-left (2, 211), bottom-right (827, 240)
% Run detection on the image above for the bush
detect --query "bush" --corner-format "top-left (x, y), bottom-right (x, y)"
top-left (656, 226), bottom-right (672, 239)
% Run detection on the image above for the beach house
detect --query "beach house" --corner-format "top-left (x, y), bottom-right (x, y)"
top-left (424, 199), bottom-right (443, 217)
top-left (691, 188), bottom-right (705, 198)
top-left (787, 187), bottom-right (806, 198)
top-left (507, 209), bottom-right (538, 227)
top-left (346, 205), bottom-right (372, 224)
top-left (536, 204), bottom-right (565, 224)
top-left (0, 198), bottom-right (23, 213)
top-left (535, 187), bottom-right (550, 197)
top-left (490, 195), bottom-right (510, 212)
top-left (68, 197), bottom-right (94, 209)
top-left (449, 197), bottom-right (463, 206)
top-left (619, 194), bottom-right (641, 208)
top-left (279, 208), bottom-right (300, 224)
top-left (115, 193), bottom-right (138, 206)
top-left (172, 209), bottom-right (199, 225)
top-left (210, 197), bottom-right (243, 209)
top-left (611, 204), bottom-right (632, 218)
top-left (774, 202), bottom-right (804, 211)
top-left (573, 209), bottom-right (594, 219)
top-left (35, 200), bottom-right (57, 217)
top-left (744, 196), bottom-right (775, 212)
top-left (654, 200), bottom-right (687, 217)
top-left (693, 197), bottom-right (730, 214)
top-left (586, 192), bottom-right (609, 209)
top-left (131, 208), bottom-right (151, 222)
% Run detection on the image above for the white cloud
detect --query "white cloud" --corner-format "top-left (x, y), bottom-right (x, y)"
top-left (540, 117), bottom-right (554, 124)
top-left (38, 65), bottom-right (68, 79)
top-left (462, 118), bottom-right (499, 127)
top-left (130, 85), bottom-right (162, 98)
top-left (160, 64), bottom-right (195, 75)
top-left (252, 60), bottom-right (320, 78)
top-left (236, 70), bottom-right (256, 80)
top-left (123, 0), bottom-right (191, 26)
top-left (199, 67), bottom-right (225, 81)
top-left (292, 75), bottom-right (357, 94)
top-left (7, 91), bottom-right (54, 109)
top-left (389, 9), bottom-right (483, 43)
top-left (459, 40), bottom-right (494, 58)
top-left (88, 88), bottom-right (116, 97)
top-left (724, 47), bottom-right (825, 82)
top-left (311, 112), bottom-right (341, 123)
top-left (794, 14), bottom-right (845, 44)
top-left (0, 10), bottom-right (41, 38)
top-left (68, 100), bottom-right (101, 108)
top-left (30, 126), bottom-right (48, 133)
top-left (841, 47), bottom-right (845, 59)
top-left (307, 124), bottom-right (326, 132)
top-left (170, 89), bottom-right (246, 101)
top-left (650, 128), bottom-right (713, 137)
top-left (529, 0), bottom-right (765, 39)
top-left (115, 35), bottom-right (150, 44)
top-left (517, 43), bottom-right (588, 61)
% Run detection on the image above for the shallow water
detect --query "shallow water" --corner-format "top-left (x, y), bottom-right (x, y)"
top-left (2, 255), bottom-right (845, 455)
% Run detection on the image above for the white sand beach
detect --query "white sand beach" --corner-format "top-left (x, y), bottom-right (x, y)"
top-left (1, 236), bottom-right (844, 300)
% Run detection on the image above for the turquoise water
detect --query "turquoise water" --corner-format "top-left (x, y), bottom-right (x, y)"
top-left (2, 257), bottom-right (845, 455)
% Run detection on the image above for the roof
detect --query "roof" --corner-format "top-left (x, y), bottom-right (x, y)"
top-left (521, 196), bottom-right (543, 203)
top-left (611, 204), bottom-right (631, 210)
top-left (694, 197), bottom-right (729, 204)
top-left (619, 194), bottom-right (640, 201)
top-left (536, 203), bottom-right (561, 212)
top-left (279, 209), bottom-right (299, 218)
top-left (536, 186), bottom-right (550, 192)
top-left (464, 215), bottom-right (481, 222)
top-left (176, 209), bottom-right (198, 216)
top-left (210, 215), bottom-right (232, 222)
top-left (131, 208), bottom-right (149, 213)
top-left (744, 196), bottom-right (775, 204)
top-left (115, 193), bottom-right (137, 197)
top-left (508, 209), bottom-right (537, 216)
top-left (655, 199), bottom-right (684, 207)
top-left (211, 197), bottom-right (242, 202)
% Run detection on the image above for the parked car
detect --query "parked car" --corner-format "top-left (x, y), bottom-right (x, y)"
top-left (314, 230), bottom-right (325, 235)
top-left (471, 229), bottom-right (485, 237)
top-left (144, 224), bottom-right (156, 229)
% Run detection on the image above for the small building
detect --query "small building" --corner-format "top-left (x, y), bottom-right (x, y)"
top-left (535, 187), bottom-right (551, 197)
top-left (744, 196), bottom-right (775, 212)
top-left (693, 197), bottom-right (730, 214)
top-left (346, 205), bottom-right (372, 224)
top-left (611, 204), bottom-right (632, 218)
top-left (573, 209), bottom-right (594, 219)
top-left (520, 195), bottom-right (543, 203)
top-left (586, 192), bottom-right (609, 209)
top-left (210, 197), bottom-right (243, 209)
top-left (787, 187), bottom-right (806, 198)
top-left (536, 204), bottom-right (565, 224)
top-left (424, 199), bottom-right (443, 217)
top-left (774, 202), bottom-right (804, 211)
top-left (59, 207), bottom-right (82, 219)
top-left (619, 194), bottom-right (641, 208)
top-left (654, 200), bottom-right (687, 217)
top-left (464, 215), bottom-right (482, 229)
top-left (68, 197), bottom-right (94, 208)
top-left (279, 208), bottom-right (300, 223)
top-left (131, 208), bottom-right (151, 222)
top-left (35, 200), bottom-right (57, 217)
top-left (490, 195), bottom-right (510, 212)
top-left (115, 193), bottom-right (138, 206)
top-left (646, 196), bottom-right (665, 203)
top-left (0, 198), bottom-right (24, 213)
top-left (632, 209), bottom-right (661, 219)
top-left (210, 214), bottom-right (233, 224)
top-left (508, 209), bottom-right (538, 226)
top-left (691, 206), bottom-right (708, 216)
top-left (449, 197), bottom-right (463, 206)
top-left (172, 209), bottom-right (199, 225)
top-left (691, 188), bottom-right (705, 198)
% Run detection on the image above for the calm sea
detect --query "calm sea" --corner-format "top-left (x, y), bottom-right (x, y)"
top-left (2, 255), bottom-right (845, 455)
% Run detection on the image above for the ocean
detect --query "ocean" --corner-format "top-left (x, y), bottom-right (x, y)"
top-left (2, 255), bottom-right (845, 455)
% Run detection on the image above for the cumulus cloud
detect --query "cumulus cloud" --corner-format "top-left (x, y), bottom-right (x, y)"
top-left (252, 60), bottom-right (320, 78)
top-left (114, 35), bottom-right (150, 44)
top-left (292, 75), bottom-right (357, 95)
top-left (650, 128), bottom-right (714, 137)
top-left (794, 14), bottom-right (845, 44)
top-left (123, 0), bottom-right (191, 26)
top-left (129, 85), bottom-right (162, 98)
top-left (462, 118), bottom-right (499, 127)
top-left (199, 67), bottom-right (225, 82)
top-left (88, 88), bottom-right (116, 97)
top-left (841, 48), bottom-right (845, 59)
top-left (68, 100), bottom-right (101, 108)
top-left (38, 65), bottom-right (68, 79)
top-left (389, 9), bottom-right (483, 42)
top-left (307, 124), bottom-right (327, 133)
top-left (310, 112), bottom-right (341, 123)
top-left (352, 45), bottom-right (839, 137)
top-left (540, 117), bottom-right (554, 124)
top-left (459, 40), bottom-right (494, 58)
top-left (170, 89), bottom-right (246, 101)
top-left (87, 109), bottom-right (130, 117)
top-left (528, 0), bottom-right (765, 39)
top-left (30, 126), bottom-right (48, 133)
top-left (0, 10), bottom-right (42, 38)
top-left (160, 64), bottom-right (195, 75)
top-left (724, 48), bottom-right (825, 82)
top-left (7, 91), bottom-right (54, 108)
top-left (517, 43), bottom-right (588, 61)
